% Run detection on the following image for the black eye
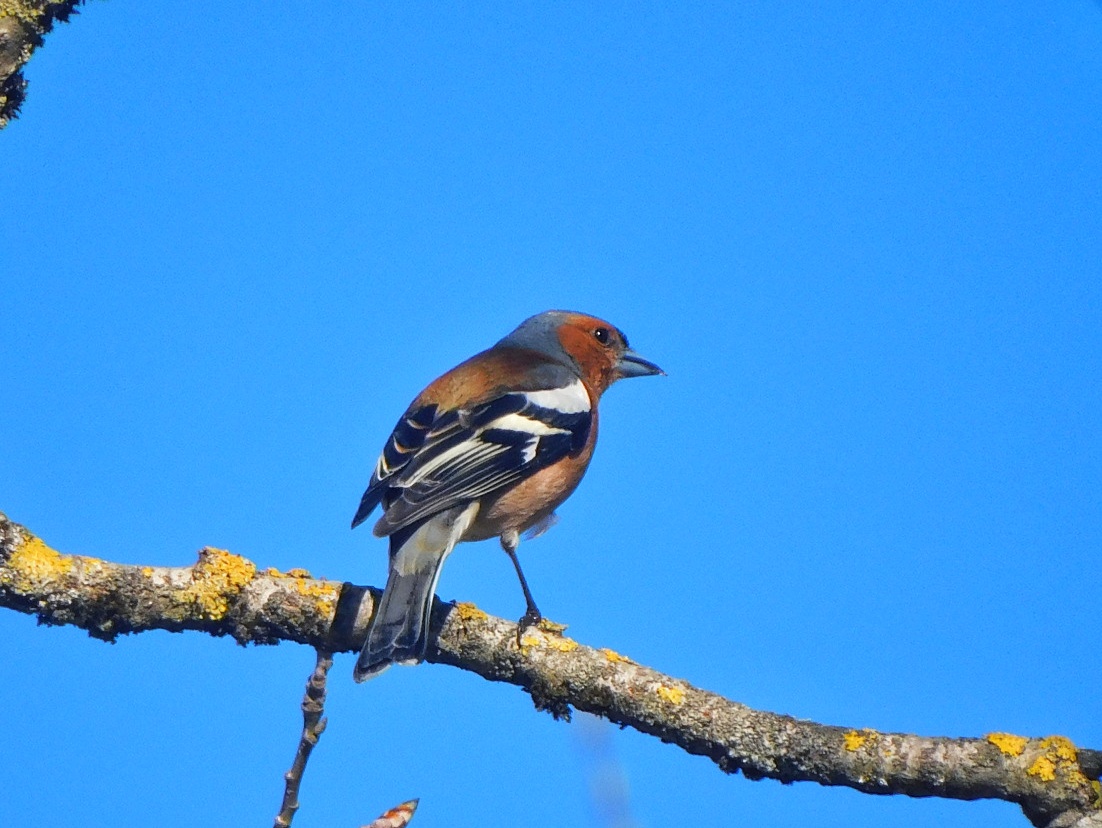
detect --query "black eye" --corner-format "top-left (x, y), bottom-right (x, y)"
top-left (593, 327), bottom-right (611, 345)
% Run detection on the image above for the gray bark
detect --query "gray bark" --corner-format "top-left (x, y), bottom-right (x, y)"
top-left (2, 510), bottom-right (1098, 826)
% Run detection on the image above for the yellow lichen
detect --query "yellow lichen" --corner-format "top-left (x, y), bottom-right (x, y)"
top-left (655, 684), bottom-right (686, 705)
top-left (843, 729), bottom-right (878, 751)
top-left (0, 1), bottom-right (46, 27)
top-left (841, 732), bottom-right (868, 749)
top-left (543, 636), bottom-right (578, 653)
top-left (987, 732), bottom-right (1029, 756)
top-left (600, 648), bottom-right (634, 664)
top-left (140, 566), bottom-right (154, 578)
top-left (517, 630), bottom-right (578, 652)
top-left (290, 576), bottom-right (339, 614)
top-left (453, 602), bottom-right (488, 621)
top-left (843, 730), bottom-right (867, 751)
top-left (3, 535), bottom-right (74, 590)
top-left (177, 547), bottom-right (256, 621)
top-left (1026, 736), bottom-right (1085, 785)
top-left (1041, 735), bottom-right (1078, 763)
top-left (1029, 756), bottom-right (1058, 782)
top-left (537, 618), bottom-right (568, 634)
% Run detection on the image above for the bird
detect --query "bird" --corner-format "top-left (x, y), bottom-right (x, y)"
top-left (350, 310), bottom-right (663, 681)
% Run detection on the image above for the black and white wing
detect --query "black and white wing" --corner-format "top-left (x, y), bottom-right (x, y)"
top-left (351, 380), bottom-right (592, 535)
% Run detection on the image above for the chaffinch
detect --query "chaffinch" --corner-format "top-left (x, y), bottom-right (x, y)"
top-left (351, 310), bottom-right (663, 681)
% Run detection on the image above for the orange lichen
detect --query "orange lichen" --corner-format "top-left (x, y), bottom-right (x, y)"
top-left (177, 547), bottom-right (257, 620)
top-left (655, 684), bottom-right (686, 705)
top-left (2, 534), bottom-right (74, 591)
top-left (516, 620), bottom-right (577, 653)
top-left (1029, 756), bottom-right (1057, 782)
top-left (453, 601), bottom-right (488, 621)
top-left (987, 732), bottom-right (1029, 756)
top-left (1041, 736), bottom-right (1079, 764)
top-left (257, 567), bottom-right (337, 613)
top-left (542, 635), bottom-right (578, 653)
top-left (290, 576), bottom-right (339, 614)
top-left (600, 648), bottom-right (634, 664)
top-left (843, 730), bottom-right (867, 751)
top-left (1026, 736), bottom-right (1086, 786)
top-left (843, 729), bottom-right (878, 752)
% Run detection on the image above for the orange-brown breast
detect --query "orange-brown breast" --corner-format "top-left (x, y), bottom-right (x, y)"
top-left (464, 405), bottom-right (600, 542)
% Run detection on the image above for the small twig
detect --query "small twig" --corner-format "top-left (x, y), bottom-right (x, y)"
top-left (3, 513), bottom-right (1101, 828)
top-left (363, 799), bottom-right (419, 828)
top-left (274, 649), bottom-right (333, 828)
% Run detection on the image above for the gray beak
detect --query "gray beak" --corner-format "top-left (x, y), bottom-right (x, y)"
top-left (616, 348), bottom-right (665, 379)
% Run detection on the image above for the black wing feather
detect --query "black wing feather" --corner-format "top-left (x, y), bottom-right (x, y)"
top-left (351, 388), bottom-right (590, 534)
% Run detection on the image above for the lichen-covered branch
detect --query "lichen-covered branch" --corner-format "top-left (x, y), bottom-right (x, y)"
top-left (0, 0), bottom-right (83, 127)
top-left (1, 511), bottom-right (1099, 828)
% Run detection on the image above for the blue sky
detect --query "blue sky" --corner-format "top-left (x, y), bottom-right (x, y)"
top-left (3, 2), bottom-right (1100, 826)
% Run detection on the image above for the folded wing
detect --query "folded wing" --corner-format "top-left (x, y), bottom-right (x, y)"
top-left (352, 380), bottom-right (592, 536)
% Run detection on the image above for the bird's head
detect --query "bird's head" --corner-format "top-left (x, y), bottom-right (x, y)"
top-left (500, 310), bottom-right (664, 394)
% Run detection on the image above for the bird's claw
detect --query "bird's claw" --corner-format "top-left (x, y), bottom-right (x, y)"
top-left (515, 606), bottom-right (543, 645)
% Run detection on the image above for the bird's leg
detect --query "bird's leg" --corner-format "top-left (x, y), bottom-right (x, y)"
top-left (501, 530), bottom-right (542, 642)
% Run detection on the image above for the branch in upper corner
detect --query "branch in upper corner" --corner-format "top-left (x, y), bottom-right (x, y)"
top-left (1, 511), bottom-right (1099, 828)
top-left (274, 649), bottom-right (334, 828)
top-left (0, 1), bottom-right (85, 127)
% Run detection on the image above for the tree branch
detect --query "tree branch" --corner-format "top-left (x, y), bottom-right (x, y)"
top-left (274, 649), bottom-right (333, 828)
top-left (2, 510), bottom-right (1098, 828)
top-left (0, 1), bottom-right (84, 128)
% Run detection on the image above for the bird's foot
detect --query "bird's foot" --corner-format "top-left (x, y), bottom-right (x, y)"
top-left (515, 605), bottom-right (543, 645)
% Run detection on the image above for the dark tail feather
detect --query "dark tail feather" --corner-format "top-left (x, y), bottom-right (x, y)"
top-left (353, 533), bottom-right (448, 682)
